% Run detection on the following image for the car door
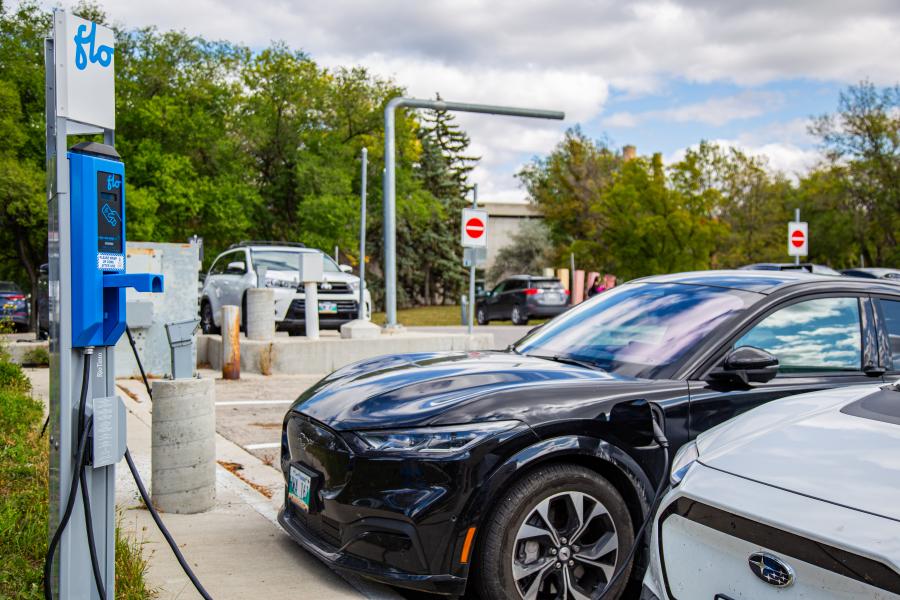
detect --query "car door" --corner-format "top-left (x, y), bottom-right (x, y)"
top-left (874, 296), bottom-right (900, 383)
top-left (219, 250), bottom-right (250, 309)
top-left (486, 281), bottom-right (506, 319)
top-left (688, 294), bottom-right (880, 436)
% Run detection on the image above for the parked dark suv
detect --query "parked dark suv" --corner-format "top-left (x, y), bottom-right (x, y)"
top-left (278, 270), bottom-right (900, 599)
top-left (476, 275), bottom-right (569, 325)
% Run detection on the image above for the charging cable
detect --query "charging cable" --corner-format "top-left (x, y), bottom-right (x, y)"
top-left (598, 413), bottom-right (670, 599)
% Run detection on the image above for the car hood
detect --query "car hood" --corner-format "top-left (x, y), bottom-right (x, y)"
top-left (697, 384), bottom-right (900, 521)
top-left (291, 351), bottom-right (628, 431)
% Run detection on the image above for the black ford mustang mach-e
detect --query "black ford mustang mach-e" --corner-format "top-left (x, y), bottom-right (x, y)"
top-left (279, 270), bottom-right (900, 599)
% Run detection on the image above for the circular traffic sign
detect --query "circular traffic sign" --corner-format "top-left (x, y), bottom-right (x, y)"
top-left (465, 217), bottom-right (485, 239)
top-left (790, 229), bottom-right (805, 248)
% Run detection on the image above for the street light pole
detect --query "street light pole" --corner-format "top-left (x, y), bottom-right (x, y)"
top-left (383, 97), bottom-right (565, 328)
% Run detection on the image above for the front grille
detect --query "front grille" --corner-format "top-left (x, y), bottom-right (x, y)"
top-left (296, 281), bottom-right (352, 294)
top-left (287, 501), bottom-right (342, 548)
top-left (286, 299), bottom-right (358, 319)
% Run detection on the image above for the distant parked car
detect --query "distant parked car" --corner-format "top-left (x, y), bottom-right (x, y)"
top-left (642, 383), bottom-right (900, 600)
top-left (37, 264), bottom-right (49, 339)
top-left (842, 267), bottom-right (900, 281)
top-left (740, 262), bottom-right (842, 276)
top-left (476, 275), bottom-right (569, 325)
top-left (0, 281), bottom-right (29, 332)
top-left (199, 242), bottom-right (371, 336)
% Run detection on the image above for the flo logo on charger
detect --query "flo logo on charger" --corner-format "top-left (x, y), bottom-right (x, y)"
top-left (73, 21), bottom-right (113, 71)
top-left (106, 174), bottom-right (121, 190)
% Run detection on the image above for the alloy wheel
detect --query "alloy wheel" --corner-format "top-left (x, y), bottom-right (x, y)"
top-left (511, 491), bottom-right (619, 600)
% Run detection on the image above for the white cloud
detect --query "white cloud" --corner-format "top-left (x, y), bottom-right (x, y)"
top-left (604, 91), bottom-right (782, 127)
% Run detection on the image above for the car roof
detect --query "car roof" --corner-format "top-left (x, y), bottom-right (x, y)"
top-left (633, 269), bottom-right (877, 294)
top-left (844, 267), bottom-right (900, 276)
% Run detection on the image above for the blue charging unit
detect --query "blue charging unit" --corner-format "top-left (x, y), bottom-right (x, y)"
top-left (68, 142), bottom-right (163, 347)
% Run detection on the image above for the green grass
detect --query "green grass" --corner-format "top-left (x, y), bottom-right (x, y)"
top-left (0, 357), bottom-right (156, 599)
top-left (372, 304), bottom-right (547, 327)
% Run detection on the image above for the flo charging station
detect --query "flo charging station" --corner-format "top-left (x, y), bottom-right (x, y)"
top-left (44, 11), bottom-right (166, 598)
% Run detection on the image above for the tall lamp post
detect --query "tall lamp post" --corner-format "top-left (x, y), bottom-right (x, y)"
top-left (382, 98), bottom-right (564, 328)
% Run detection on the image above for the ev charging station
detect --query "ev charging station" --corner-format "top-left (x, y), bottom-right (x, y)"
top-left (45, 11), bottom-right (163, 598)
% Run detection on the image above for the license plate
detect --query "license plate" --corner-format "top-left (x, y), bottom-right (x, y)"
top-left (318, 301), bottom-right (337, 314)
top-left (544, 293), bottom-right (561, 303)
top-left (2, 303), bottom-right (12, 311)
top-left (288, 465), bottom-right (312, 512)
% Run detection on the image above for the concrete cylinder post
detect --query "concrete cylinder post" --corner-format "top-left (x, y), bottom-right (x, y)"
top-left (151, 377), bottom-right (216, 514)
top-left (246, 288), bottom-right (275, 341)
top-left (304, 282), bottom-right (319, 340)
top-left (573, 270), bottom-right (585, 304)
top-left (221, 304), bottom-right (240, 379)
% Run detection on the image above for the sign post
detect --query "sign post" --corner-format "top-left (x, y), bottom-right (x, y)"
top-left (788, 208), bottom-right (808, 265)
top-left (461, 190), bottom-right (487, 334)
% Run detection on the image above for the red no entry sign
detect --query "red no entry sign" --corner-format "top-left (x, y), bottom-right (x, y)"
top-left (465, 217), bottom-right (485, 239)
top-left (461, 208), bottom-right (488, 248)
top-left (787, 221), bottom-right (808, 256)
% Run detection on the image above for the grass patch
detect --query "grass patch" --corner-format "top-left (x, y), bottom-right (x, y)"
top-left (0, 357), bottom-right (156, 598)
top-left (372, 304), bottom-right (547, 327)
top-left (22, 347), bottom-right (50, 367)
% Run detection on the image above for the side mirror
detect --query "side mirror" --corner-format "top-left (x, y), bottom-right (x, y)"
top-left (339, 264), bottom-right (353, 273)
top-left (226, 261), bottom-right (245, 274)
top-left (709, 346), bottom-right (779, 386)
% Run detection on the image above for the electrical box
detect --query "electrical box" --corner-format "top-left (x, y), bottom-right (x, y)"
top-left (298, 252), bottom-right (324, 283)
top-left (69, 142), bottom-right (163, 347)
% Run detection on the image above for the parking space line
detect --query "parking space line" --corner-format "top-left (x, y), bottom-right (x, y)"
top-left (245, 442), bottom-right (280, 450)
top-left (216, 400), bottom-right (293, 406)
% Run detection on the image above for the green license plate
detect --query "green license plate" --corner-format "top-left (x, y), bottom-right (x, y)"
top-left (288, 465), bottom-right (312, 512)
top-left (318, 301), bottom-right (337, 314)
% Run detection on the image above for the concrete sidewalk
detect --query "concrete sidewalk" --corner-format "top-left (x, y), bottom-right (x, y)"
top-left (113, 376), bottom-right (405, 600)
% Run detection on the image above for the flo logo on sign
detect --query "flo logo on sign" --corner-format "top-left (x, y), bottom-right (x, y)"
top-left (74, 22), bottom-right (113, 71)
top-left (106, 174), bottom-right (121, 191)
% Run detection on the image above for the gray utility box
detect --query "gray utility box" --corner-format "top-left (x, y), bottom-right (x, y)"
top-left (165, 319), bottom-right (200, 380)
top-left (114, 241), bottom-right (202, 378)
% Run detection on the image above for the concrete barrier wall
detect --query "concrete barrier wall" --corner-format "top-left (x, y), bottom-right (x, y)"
top-left (200, 332), bottom-right (494, 375)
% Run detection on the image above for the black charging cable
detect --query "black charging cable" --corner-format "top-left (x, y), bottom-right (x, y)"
top-left (598, 414), bottom-right (670, 600)
top-left (124, 325), bottom-right (213, 600)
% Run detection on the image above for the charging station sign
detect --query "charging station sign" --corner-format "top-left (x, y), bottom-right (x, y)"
top-left (55, 12), bottom-right (115, 129)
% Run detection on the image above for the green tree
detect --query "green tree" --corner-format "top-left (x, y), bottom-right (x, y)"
top-left (488, 219), bottom-right (552, 283)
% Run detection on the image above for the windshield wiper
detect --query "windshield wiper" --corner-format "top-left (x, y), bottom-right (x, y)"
top-left (529, 354), bottom-right (606, 372)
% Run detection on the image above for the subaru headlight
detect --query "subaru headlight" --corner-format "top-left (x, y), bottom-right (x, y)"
top-left (670, 441), bottom-right (699, 487)
top-left (356, 421), bottom-right (519, 455)
top-left (348, 280), bottom-right (360, 292)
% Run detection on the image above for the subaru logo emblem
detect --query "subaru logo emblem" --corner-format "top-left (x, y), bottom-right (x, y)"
top-left (748, 552), bottom-right (794, 587)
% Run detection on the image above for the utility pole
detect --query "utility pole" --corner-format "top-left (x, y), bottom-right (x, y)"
top-left (358, 148), bottom-right (367, 320)
top-left (382, 98), bottom-right (564, 328)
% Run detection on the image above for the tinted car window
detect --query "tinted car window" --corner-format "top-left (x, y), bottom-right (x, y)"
top-left (490, 282), bottom-right (505, 295)
top-left (736, 297), bottom-right (861, 373)
top-left (505, 280), bottom-right (525, 291)
top-left (209, 257), bottom-right (226, 275)
top-left (515, 283), bottom-right (751, 378)
top-left (224, 253), bottom-right (247, 274)
top-left (251, 250), bottom-right (341, 273)
top-left (879, 299), bottom-right (900, 370)
top-left (532, 279), bottom-right (563, 290)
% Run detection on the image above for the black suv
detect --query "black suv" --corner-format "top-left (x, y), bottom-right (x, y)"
top-left (477, 275), bottom-right (569, 325)
top-left (278, 270), bottom-right (900, 599)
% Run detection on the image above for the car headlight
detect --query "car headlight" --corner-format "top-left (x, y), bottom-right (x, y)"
top-left (356, 421), bottom-right (519, 455)
top-left (348, 280), bottom-right (360, 292)
top-left (265, 278), bottom-right (298, 289)
top-left (670, 441), bottom-right (699, 487)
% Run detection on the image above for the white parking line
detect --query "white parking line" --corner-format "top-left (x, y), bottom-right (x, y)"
top-left (216, 400), bottom-right (293, 407)
top-left (245, 442), bottom-right (280, 450)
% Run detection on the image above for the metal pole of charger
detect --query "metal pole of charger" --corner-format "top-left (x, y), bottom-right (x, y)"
top-left (358, 148), bottom-right (367, 320)
top-left (468, 184), bottom-right (477, 335)
top-left (45, 11), bottom-right (118, 598)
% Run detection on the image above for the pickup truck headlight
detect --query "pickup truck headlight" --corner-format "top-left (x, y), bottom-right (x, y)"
top-left (348, 280), bottom-right (360, 292)
top-left (356, 421), bottom-right (519, 455)
top-left (670, 441), bottom-right (699, 487)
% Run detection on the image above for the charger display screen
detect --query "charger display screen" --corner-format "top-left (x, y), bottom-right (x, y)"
top-left (96, 171), bottom-right (123, 254)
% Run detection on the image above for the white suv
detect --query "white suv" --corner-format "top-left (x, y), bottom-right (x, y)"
top-left (199, 242), bottom-right (371, 335)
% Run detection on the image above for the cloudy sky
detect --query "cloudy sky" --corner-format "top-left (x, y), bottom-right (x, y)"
top-left (58, 0), bottom-right (900, 201)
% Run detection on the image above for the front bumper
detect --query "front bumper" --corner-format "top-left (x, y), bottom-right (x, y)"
top-left (278, 412), bottom-right (529, 595)
top-left (643, 463), bottom-right (900, 599)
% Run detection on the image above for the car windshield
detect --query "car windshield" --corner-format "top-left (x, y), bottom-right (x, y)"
top-left (514, 282), bottom-right (753, 378)
top-left (250, 250), bottom-right (341, 273)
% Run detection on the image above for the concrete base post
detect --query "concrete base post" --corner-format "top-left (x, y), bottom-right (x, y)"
top-left (303, 282), bottom-right (319, 340)
top-left (246, 288), bottom-right (275, 341)
top-left (151, 377), bottom-right (216, 514)
top-left (340, 319), bottom-right (381, 339)
top-left (221, 304), bottom-right (240, 379)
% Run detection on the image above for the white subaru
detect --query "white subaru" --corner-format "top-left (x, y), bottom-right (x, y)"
top-left (200, 242), bottom-right (371, 335)
top-left (642, 383), bottom-right (900, 600)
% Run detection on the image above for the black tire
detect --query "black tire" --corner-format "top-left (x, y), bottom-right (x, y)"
top-left (475, 464), bottom-right (634, 600)
top-left (477, 306), bottom-right (489, 325)
top-left (511, 305), bottom-right (529, 326)
top-left (200, 300), bottom-right (220, 334)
